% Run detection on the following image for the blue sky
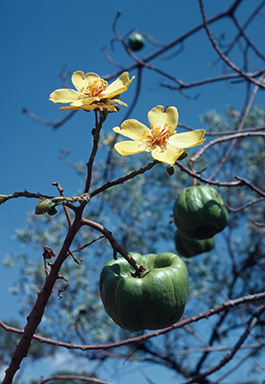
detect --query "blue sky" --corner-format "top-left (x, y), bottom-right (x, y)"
top-left (1, 1), bottom-right (264, 383)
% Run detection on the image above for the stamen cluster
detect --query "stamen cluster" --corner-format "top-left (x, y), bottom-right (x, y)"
top-left (143, 124), bottom-right (174, 151)
top-left (81, 79), bottom-right (108, 98)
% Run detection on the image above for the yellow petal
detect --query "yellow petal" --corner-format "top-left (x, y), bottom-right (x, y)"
top-left (114, 140), bottom-right (144, 155)
top-left (113, 120), bottom-right (149, 140)
top-left (151, 145), bottom-right (184, 164)
top-left (70, 98), bottom-right (98, 107)
top-left (148, 105), bottom-right (179, 130)
top-left (72, 71), bottom-right (100, 92)
top-left (169, 129), bottom-right (205, 148)
top-left (49, 89), bottom-right (80, 103)
top-left (60, 105), bottom-right (83, 110)
top-left (101, 72), bottom-right (134, 99)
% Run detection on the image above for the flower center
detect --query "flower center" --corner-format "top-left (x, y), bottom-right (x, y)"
top-left (143, 124), bottom-right (174, 151)
top-left (81, 78), bottom-right (108, 98)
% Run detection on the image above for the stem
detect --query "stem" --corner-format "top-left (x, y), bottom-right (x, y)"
top-left (81, 218), bottom-right (145, 274)
top-left (90, 160), bottom-right (159, 198)
top-left (85, 111), bottom-right (107, 193)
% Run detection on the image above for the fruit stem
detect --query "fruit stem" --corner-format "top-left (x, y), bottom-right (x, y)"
top-left (81, 217), bottom-right (146, 275)
top-left (113, 241), bottom-right (146, 276)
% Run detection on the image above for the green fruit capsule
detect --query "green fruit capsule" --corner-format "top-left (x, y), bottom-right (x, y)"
top-left (173, 185), bottom-right (229, 240)
top-left (100, 252), bottom-right (188, 332)
top-left (174, 231), bottom-right (215, 258)
top-left (128, 32), bottom-right (145, 51)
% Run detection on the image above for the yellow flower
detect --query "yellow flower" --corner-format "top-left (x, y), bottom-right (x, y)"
top-left (49, 71), bottom-right (134, 112)
top-left (113, 105), bottom-right (205, 165)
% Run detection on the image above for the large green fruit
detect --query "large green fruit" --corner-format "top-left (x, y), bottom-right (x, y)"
top-left (173, 185), bottom-right (228, 239)
top-left (174, 231), bottom-right (215, 258)
top-left (100, 252), bottom-right (188, 332)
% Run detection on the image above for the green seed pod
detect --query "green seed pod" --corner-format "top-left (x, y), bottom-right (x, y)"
top-left (173, 185), bottom-right (229, 239)
top-left (128, 32), bottom-right (145, 51)
top-left (174, 231), bottom-right (215, 258)
top-left (100, 252), bottom-right (188, 332)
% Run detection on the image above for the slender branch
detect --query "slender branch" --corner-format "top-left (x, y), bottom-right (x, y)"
top-left (198, 0), bottom-right (265, 89)
top-left (90, 160), bottom-right (159, 198)
top-left (216, 349), bottom-right (258, 383)
top-left (0, 190), bottom-right (90, 206)
top-left (189, 131), bottom-right (265, 165)
top-left (36, 376), bottom-right (113, 384)
top-left (0, 191), bottom-right (54, 204)
top-left (22, 108), bottom-right (77, 129)
top-left (84, 111), bottom-right (106, 193)
top-left (160, 70), bottom-right (264, 92)
top-left (231, 13), bottom-right (265, 62)
top-left (235, 176), bottom-right (265, 198)
top-left (208, 75), bottom-right (264, 180)
top-left (176, 160), bottom-right (265, 198)
top-left (175, 161), bottom-right (242, 187)
top-left (226, 197), bottom-right (265, 213)
top-left (1, 291), bottom-right (265, 352)
top-left (80, 217), bottom-right (144, 273)
top-left (52, 182), bottom-right (72, 226)
top-left (105, 1), bottom-right (242, 82)
top-left (211, 0), bottom-right (265, 67)
top-left (181, 306), bottom-right (265, 384)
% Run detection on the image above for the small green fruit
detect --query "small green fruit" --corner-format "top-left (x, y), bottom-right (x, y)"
top-left (173, 185), bottom-right (229, 239)
top-left (128, 32), bottom-right (145, 51)
top-left (174, 231), bottom-right (215, 258)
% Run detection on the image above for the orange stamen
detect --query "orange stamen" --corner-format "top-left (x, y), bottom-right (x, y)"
top-left (81, 79), bottom-right (108, 98)
top-left (143, 124), bottom-right (174, 151)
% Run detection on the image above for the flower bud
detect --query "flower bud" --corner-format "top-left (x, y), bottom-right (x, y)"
top-left (166, 165), bottom-right (175, 176)
top-left (35, 199), bottom-right (56, 215)
top-left (128, 32), bottom-right (145, 51)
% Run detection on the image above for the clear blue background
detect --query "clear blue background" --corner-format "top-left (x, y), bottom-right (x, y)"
top-left (1, 1), bottom-right (264, 383)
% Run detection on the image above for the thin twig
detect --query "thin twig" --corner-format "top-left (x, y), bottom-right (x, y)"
top-left (22, 108), bottom-right (77, 129)
top-left (181, 306), bottom-right (265, 384)
top-left (52, 182), bottom-right (72, 226)
top-left (208, 74), bottom-right (264, 180)
top-left (80, 218), bottom-right (143, 273)
top-left (1, 291), bottom-right (265, 352)
top-left (36, 375), bottom-right (113, 384)
top-left (84, 111), bottom-right (107, 193)
top-left (198, 0), bottom-right (265, 89)
top-left (226, 197), bottom-right (265, 213)
top-left (90, 160), bottom-right (159, 198)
